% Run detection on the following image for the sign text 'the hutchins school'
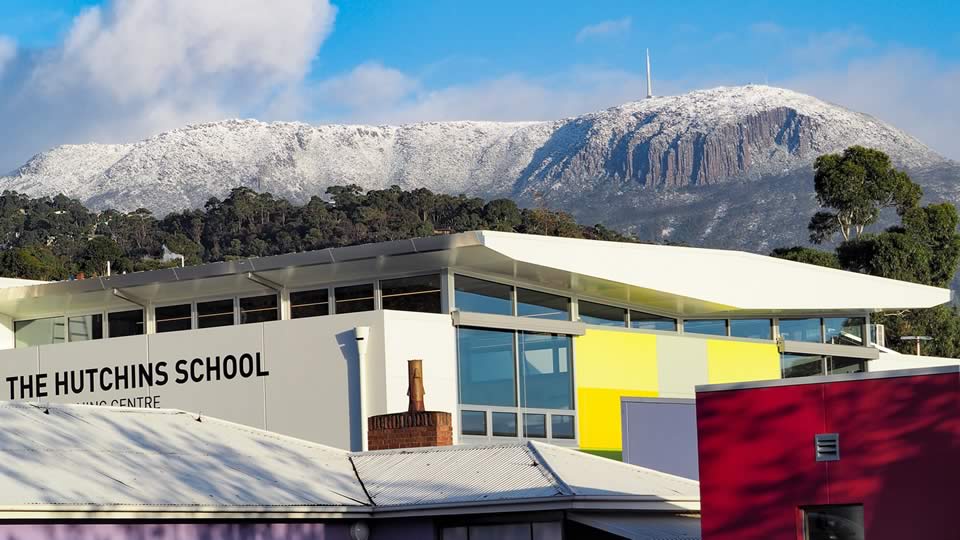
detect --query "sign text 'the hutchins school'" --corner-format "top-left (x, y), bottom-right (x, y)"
top-left (5, 352), bottom-right (269, 401)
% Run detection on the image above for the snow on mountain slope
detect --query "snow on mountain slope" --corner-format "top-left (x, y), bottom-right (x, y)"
top-left (2, 85), bottom-right (946, 215)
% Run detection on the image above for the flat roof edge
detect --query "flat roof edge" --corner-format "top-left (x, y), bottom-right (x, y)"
top-left (0, 232), bottom-right (485, 299)
top-left (696, 365), bottom-right (960, 393)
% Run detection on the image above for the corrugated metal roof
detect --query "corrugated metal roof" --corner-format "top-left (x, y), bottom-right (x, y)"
top-left (351, 443), bottom-right (565, 507)
top-left (530, 441), bottom-right (699, 500)
top-left (0, 403), bottom-right (369, 511)
top-left (351, 441), bottom-right (699, 508)
top-left (0, 403), bottom-right (700, 518)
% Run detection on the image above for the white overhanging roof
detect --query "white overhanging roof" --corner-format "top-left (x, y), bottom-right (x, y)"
top-left (474, 231), bottom-right (951, 314)
top-left (0, 231), bottom-right (948, 318)
top-left (0, 403), bottom-right (699, 519)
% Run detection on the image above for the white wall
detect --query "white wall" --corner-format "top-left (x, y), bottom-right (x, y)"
top-left (379, 310), bottom-right (459, 441)
top-left (871, 350), bottom-right (960, 371)
top-left (0, 314), bottom-right (14, 350)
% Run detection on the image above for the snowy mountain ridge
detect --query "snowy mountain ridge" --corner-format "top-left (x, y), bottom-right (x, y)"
top-left (2, 85), bottom-right (947, 216)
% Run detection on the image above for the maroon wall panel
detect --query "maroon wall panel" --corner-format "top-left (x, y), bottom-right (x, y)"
top-left (697, 383), bottom-right (827, 540)
top-left (697, 373), bottom-right (960, 540)
top-left (823, 374), bottom-right (959, 540)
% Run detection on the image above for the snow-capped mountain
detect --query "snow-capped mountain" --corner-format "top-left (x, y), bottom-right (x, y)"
top-left (3, 85), bottom-right (954, 251)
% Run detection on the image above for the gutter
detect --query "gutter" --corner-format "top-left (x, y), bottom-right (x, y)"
top-left (0, 496), bottom-right (699, 521)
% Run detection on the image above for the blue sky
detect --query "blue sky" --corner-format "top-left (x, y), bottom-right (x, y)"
top-left (0, 0), bottom-right (958, 169)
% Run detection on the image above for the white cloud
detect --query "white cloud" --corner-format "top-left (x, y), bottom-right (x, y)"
top-left (322, 67), bottom-right (653, 125)
top-left (576, 17), bottom-right (632, 43)
top-left (784, 49), bottom-right (960, 160)
top-left (315, 62), bottom-right (419, 111)
top-left (0, 36), bottom-right (15, 75)
top-left (789, 28), bottom-right (874, 63)
top-left (0, 0), bottom-right (336, 171)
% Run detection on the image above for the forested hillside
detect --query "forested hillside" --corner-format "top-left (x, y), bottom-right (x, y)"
top-left (0, 185), bottom-right (632, 281)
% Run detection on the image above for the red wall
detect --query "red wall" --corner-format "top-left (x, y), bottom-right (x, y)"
top-left (696, 372), bottom-right (959, 540)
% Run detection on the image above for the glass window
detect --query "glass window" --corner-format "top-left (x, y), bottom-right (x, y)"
top-left (824, 317), bottom-right (866, 345)
top-left (240, 294), bottom-right (279, 324)
top-left (519, 332), bottom-right (573, 410)
top-left (730, 319), bottom-right (772, 340)
top-left (578, 300), bottom-right (626, 327)
top-left (454, 275), bottom-right (512, 315)
top-left (803, 505), bottom-right (864, 540)
top-left (381, 274), bottom-right (442, 313)
top-left (155, 304), bottom-right (191, 333)
top-left (108, 309), bottom-right (144, 337)
top-left (290, 289), bottom-right (329, 319)
top-left (68, 314), bottom-right (103, 342)
top-left (491, 412), bottom-right (517, 437)
top-left (780, 318), bottom-right (822, 342)
top-left (334, 283), bottom-right (374, 314)
top-left (457, 328), bottom-right (516, 407)
top-left (684, 319), bottom-right (727, 336)
top-left (552, 415), bottom-right (575, 439)
top-left (629, 310), bottom-right (677, 332)
top-left (516, 288), bottom-right (569, 320)
top-left (782, 354), bottom-right (826, 378)
top-left (197, 298), bottom-right (235, 328)
top-left (15, 317), bottom-right (65, 348)
top-left (829, 356), bottom-right (866, 375)
top-left (523, 413), bottom-right (547, 438)
top-left (460, 410), bottom-right (487, 436)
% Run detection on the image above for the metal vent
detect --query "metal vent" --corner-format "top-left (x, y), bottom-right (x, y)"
top-left (815, 433), bottom-right (840, 462)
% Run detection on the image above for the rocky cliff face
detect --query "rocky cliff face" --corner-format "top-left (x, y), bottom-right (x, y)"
top-left (1, 85), bottom-right (952, 253)
top-left (513, 86), bottom-right (940, 200)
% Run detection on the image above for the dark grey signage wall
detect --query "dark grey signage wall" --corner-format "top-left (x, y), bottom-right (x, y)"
top-left (620, 397), bottom-right (699, 480)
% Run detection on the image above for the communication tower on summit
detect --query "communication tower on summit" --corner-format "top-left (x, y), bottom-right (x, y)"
top-left (646, 49), bottom-right (653, 99)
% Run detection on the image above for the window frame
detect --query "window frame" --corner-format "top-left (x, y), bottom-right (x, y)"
top-left (153, 301), bottom-right (196, 333)
top-left (65, 312), bottom-right (105, 342)
top-left (332, 281), bottom-right (377, 315)
top-left (238, 292), bottom-right (280, 325)
top-left (288, 286), bottom-right (333, 319)
top-left (105, 308), bottom-right (146, 339)
top-left (453, 269), bottom-right (684, 333)
top-left (379, 273), bottom-right (444, 314)
top-left (456, 324), bottom-right (578, 445)
top-left (800, 504), bottom-right (865, 540)
top-left (194, 295), bottom-right (239, 329)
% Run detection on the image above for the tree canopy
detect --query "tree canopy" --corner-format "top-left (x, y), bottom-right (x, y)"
top-left (775, 146), bottom-right (960, 357)
top-left (809, 145), bottom-right (922, 244)
top-left (0, 185), bottom-right (635, 281)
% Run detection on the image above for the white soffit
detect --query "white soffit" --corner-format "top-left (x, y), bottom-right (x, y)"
top-left (477, 231), bottom-right (951, 312)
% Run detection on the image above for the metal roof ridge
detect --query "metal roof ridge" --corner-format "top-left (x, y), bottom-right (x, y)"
top-left (524, 441), bottom-right (574, 497)
top-left (527, 440), bottom-right (701, 490)
top-left (347, 454), bottom-right (376, 508)
top-left (349, 441), bottom-right (529, 457)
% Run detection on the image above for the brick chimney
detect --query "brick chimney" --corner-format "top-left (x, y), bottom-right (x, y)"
top-left (367, 359), bottom-right (453, 450)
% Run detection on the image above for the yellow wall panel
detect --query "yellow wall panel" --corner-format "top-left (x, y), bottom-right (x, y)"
top-left (574, 330), bottom-right (658, 389)
top-left (706, 340), bottom-right (781, 384)
top-left (574, 330), bottom-right (659, 453)
top-left (577, 387), bottom-right (657, 451)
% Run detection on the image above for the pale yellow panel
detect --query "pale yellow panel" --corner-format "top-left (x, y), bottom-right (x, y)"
top-left (577, 387), bottom-right (657, 452)
top-left (706, 340), bottom-right (781, 385)
top-left (574, 330), bottom-right (658, 391)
